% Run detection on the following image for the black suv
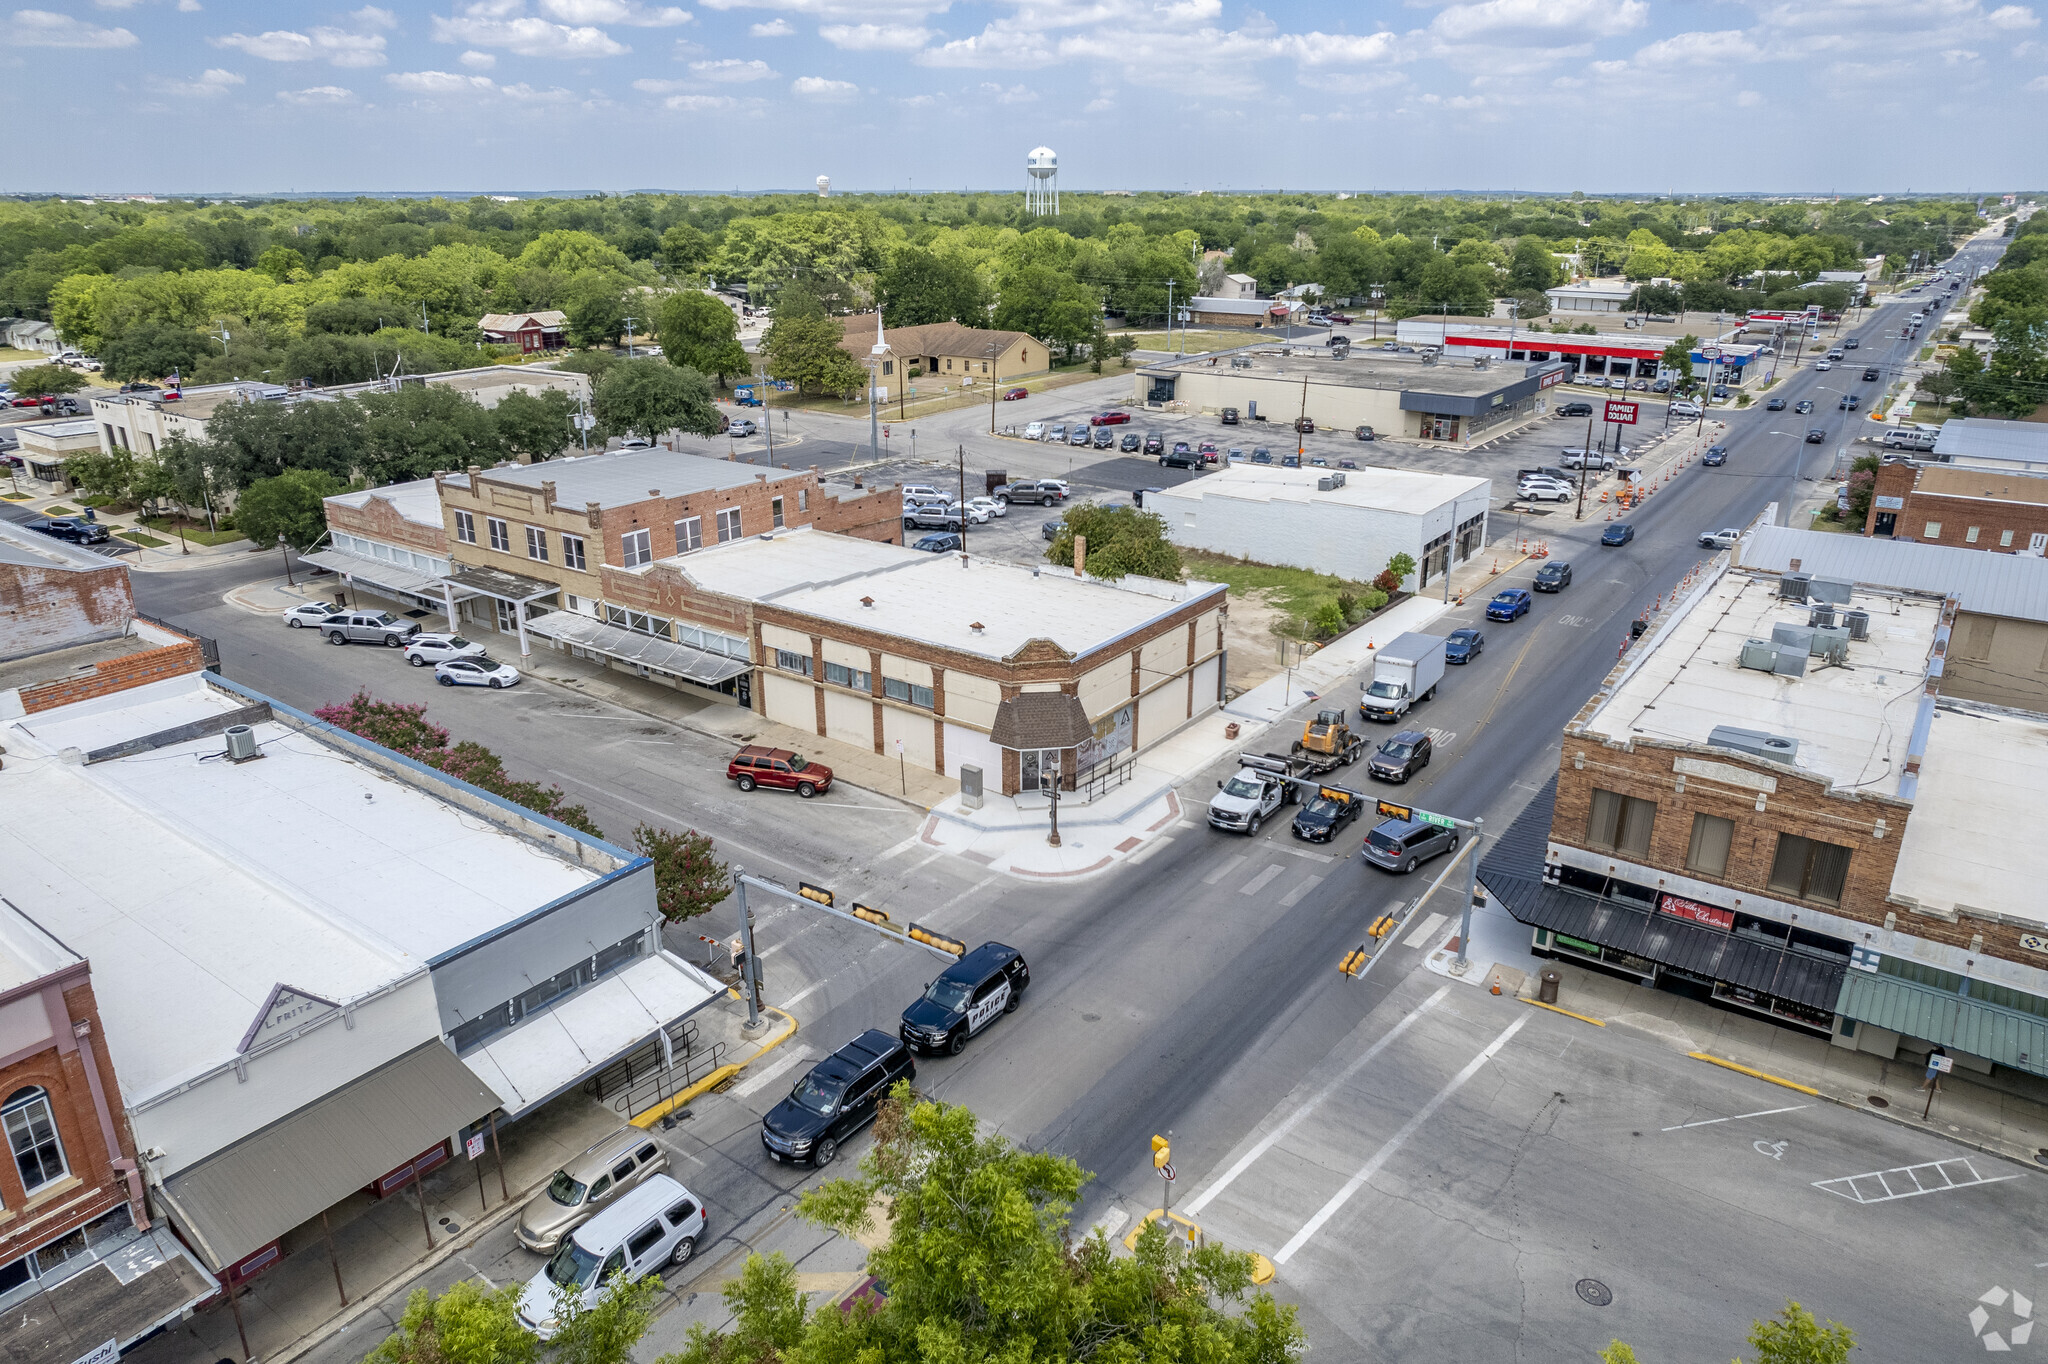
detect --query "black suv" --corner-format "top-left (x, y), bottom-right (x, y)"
top-left (1120, 432), bottom-right (1142, 452)
top-left (1557, 401), bottom-right (1594, 418)
top-left (1291, 787), bottom-right (1362, 842)
top-left (1533, 561), bottom-right (1572, 592)
top-left (900, 942), bottom-right (1029, 1056)
top-left (760, 1029), bottom-right (914, 1167)
top-left (1368, 730), bottom-right (1433, 783)
top-left (25, 517), bottom-right (110, 545)
top-left (1142, 432), bottom-right (1165, 456)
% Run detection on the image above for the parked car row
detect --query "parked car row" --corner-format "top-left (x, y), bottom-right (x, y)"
top-left (281, 602), bottom-right (522, 689)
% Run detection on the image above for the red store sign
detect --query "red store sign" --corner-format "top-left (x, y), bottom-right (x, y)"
top-left (1659, 892), bottom-right (1734, 930)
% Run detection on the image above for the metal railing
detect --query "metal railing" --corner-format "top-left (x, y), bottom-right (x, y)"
top-left (1075, 752), bottom-right (1136, 804)
top-left (585, 1017), bottom-right (721, 1115)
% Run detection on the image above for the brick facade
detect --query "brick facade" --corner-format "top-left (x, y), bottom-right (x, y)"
top-left (18, 640), bottom-right (206, 713)
top-left (323, 491), bottom-right (449, 557)
top-left (0, 559), bottom-right (133, 662)
top-left (1864, 459), bottom-right (2048, 552)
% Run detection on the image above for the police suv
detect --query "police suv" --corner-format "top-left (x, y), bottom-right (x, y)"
top-left (899, 942), bottom-right (1030, 1056)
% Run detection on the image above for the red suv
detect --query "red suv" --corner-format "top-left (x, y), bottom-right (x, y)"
top-left (728, 745), bottom-right (834, 798)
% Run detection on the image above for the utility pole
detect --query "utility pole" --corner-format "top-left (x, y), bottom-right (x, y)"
top-left (957, 444), bottom-right (968, 554)
top-left (1575, 407), bottom-right (1595, 520)
top-left (987, 338), bottom-right (1000, 435)
top-left (624, 316), bottom-right (637, 358)
top-left (1166, 279), bottom-right (1175, 356)
top-left (733, 868), bottom-right (761, 1030)
top-left (1295, 375), bottom-right (1309, 465)
top-left (760, 365), bottom-right (775, 465)
top-left (1453, 817), bottom-right (1486, 971)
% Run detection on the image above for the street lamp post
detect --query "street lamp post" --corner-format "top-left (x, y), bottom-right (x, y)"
top-left (277, 535), bottom-right (295, 588)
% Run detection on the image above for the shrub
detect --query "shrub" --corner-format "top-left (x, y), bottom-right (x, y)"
top-left (1308, 602), bottom-right (1346, 637)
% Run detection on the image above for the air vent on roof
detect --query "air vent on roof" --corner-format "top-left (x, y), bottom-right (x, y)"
top-left (1808, 605), bottom-right (1837, 629)
top-left (1707, 725), bottom-right (1800, 764)
top-left (1773, 647), bottom-right (1808, 677)
top-left (1740, 639), bottom-right (1782, 672)
top-left (1808, 578), bottom-right (1854, 606)
top-left (1329, 472), bottom-right (1345, 488)
top-left (1842, 609), bottom-right (1871, 641)
top-left (1780, 573), bottom-right (1811, 602)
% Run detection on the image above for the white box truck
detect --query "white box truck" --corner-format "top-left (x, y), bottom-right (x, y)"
top-left (1359, 633), bottom-right (1446, 723)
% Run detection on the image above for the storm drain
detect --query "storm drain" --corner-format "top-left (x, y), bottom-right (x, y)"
top-left (1576, 1279), bottom-right (1613, 1307)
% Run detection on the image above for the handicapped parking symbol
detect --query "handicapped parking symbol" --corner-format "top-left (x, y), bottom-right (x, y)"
top-left (1754, 1139), bottom-right (1788, 1161)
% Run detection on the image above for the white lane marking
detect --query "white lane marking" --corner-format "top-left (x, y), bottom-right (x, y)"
top-left (1402, 911), bottom-right (1448, 949)
top-left (622, 739), bottom-right (676, 745)
top-left (459, 1256), bottom-right (496, 1289)
top-left (1273, 1012), bottom-right (1531, 1265)
top-left (1184, 987), bottom-right (1448, 1217)
top-left (1279, 846), bottom-right (1335, 863)
top-left (1280, 875), bottom-right (1323, 908)
top-left (1813, 1157), bottom-right (2024, 1205)
top-left (1660, 1104), bottom-right (1810, 1132)
top-left (877, 833), bottom-right (923, 862)
top-left (1203, 853), bottom-right (1247, 886)
top-left (781, 979), bottom-right (826, 1012)
top-left (1239, 864), bottom-right (1286, 897)
top-left (904, 848), bottom-right (949, 874)
top-left (1125, 835), bottom-right (1175, 866)
top-left (730, 1047), bottom-right (812, 1099)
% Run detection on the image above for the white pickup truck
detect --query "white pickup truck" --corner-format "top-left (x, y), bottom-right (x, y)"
top-left (1207, 753), bottom-right (1299, 835)
top-left (1697, 527), bottom-right (1744, 549)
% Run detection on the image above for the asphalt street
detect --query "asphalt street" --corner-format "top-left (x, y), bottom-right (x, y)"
top-left (123, 242), bottom-right (2027, 1362)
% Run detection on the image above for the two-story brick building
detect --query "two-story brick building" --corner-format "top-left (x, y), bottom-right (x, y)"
top-left (1862, 456), bottom-right (2048, 553)
top-left (581, 527), bottom-right (1228, 793)
top-left (1481, 548), bottom-right (2048, 1082)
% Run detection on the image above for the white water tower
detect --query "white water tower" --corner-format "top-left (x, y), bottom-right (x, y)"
top-left (816, 174), bottom-right (830, 198)
top-left (1025, 146), bottom-right (1058, 216)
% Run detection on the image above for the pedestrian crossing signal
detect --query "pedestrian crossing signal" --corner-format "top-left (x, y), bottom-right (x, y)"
top-left (1338, 946), bottom-right (1368, 977)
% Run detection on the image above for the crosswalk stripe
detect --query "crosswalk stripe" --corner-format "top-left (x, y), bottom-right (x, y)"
top-left (1239, 864), bottom-right (1285, 897)
top-left (1203, 853), bottom-right (1246, 886)
top-left (1280, 875), bottom-right (1323, 907)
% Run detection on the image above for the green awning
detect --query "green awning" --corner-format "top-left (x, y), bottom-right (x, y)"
top-left (1838, 972), bottom-right (2048, 1077)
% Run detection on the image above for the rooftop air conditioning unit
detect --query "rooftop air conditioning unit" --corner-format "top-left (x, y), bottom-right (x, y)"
top-left (1842, 609), bottom-right (1871, 640)
top-left (1707, 725), bottom-right (1801, 764)
top-left (1773, 647), bottom-right (1809, 677)
top-left (1808, 605), bottom-right (1837, 629)
top-left (1771, 623), bottom-right (1816, 653)
top-left (1317, 476), bottom-right (1336, 491)
top-left (1808, 578), bottom-right (1855, 606)
top-left (1811, 626), bottom-right (1851, 664)
top-left (1329, 472), bottom-right (1345, 488)
top-left (223, 724), bottom-right (260, 763)
top-left (1739, 639), bottom-right (1782, 672)
top-left (1780, 573), bottom-right (1811, 602)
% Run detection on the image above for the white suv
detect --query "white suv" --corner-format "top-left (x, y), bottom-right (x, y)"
top-left (1023, 422), bottom-right (1046, 440)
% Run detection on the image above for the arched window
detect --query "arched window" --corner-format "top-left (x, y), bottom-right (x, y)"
top-left (3, 1088), bottom-right (66, 1195)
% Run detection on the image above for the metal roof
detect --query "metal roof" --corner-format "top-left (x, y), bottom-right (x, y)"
top-left (1740, 524), bottom-right (2048, 624)
top-left (527, 612), bottom-right (750, 685)
top-left (1931, 417), bottom-right (2048, 467)
top-left (1837, 972), bottom-right (2048, 1077)
top-left (443, 447), bottom-right (805, 510)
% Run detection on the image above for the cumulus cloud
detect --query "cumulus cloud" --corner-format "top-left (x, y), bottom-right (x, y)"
top-left (1631, 30), bottom-right (1761, 66)
top-left (819, 22), bottom-right (933, 50)
top-left (277, 84), bottom-right (357, 103)
top-left (538, 0), bottom-right (692, 25)
top-left (9, 10), bottom-right (138, 47)
top-left (459, 48), bottom-right (496, 66)
top-left (750, 17), bottom-right (793, 35)
top-left (155, 67), bottom-right (245, 96)
top-left (432, 5), bottom-right (629, 57)
top-left (213, 26), bottom-right (390, 66)
top-left (1989, 3), bottom-right (2039, 24)
top-left (1431, 0), bottom-right (1647, 42)
top-left (387, 68), bottom-right (499, 93)
top-left (2030, 71), bottom-right (2048, 86)
top-left (689, 56), bottom-right (776, 79)
top-left (978, 81), bottom-right (1037, 103)
top-left (792, 74), bottom-right (857, 99)
top-left (353, 6), bottom-right (398, 26)
top-left (664, 91), bottom-right (736, 108)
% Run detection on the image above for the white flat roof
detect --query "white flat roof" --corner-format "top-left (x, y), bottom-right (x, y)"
top-left (667, 527), bottom-right (1222, 662)
top-left (442, 447), bottom-right (804, 510)
top-left (0, 674), bottom-right (601, 1100)
top-left (327, 477), bottom-right (444, 529)
top-left (1892, 704), bottom-right (2048, 924)
top-left (1579, 569), bottom-right (1943, 793)
top-left (1149, 464), bottom-right (1487, 516)
top-left (0, 901), bottom-right (81, 994)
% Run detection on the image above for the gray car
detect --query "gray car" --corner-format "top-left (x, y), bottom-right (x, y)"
top-left (1361, 816), bottom-right (1459, 874)
top-left (903, 503), bottom-right (965, 531)
top-left (514, 1127), bottom-right (670, 1254)
top-left (1067, 426), bottom-right (1091, 446)
top-left (322, 610), bottom-right (421, 647)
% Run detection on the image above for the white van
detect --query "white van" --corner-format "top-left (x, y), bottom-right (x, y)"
top-left (1883, 428), bottom-right (1939, 451)
top-left (516, 1172), bottom-right (704, 1339)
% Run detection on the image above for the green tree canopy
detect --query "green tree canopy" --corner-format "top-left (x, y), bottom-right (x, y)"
top-left (356, 384), bottom-right (506, 484)
top-left (760, 290), bottom-right (866, 397)
top-left (1662, 335), bottom-right (1699, 384)
top-left (64, 446), bottom-right (137, 503)
top-left (492, 387), bottom-right (579, 463)
top-left (1047, 503), bottom-right (1182, 581)
top-left (654, 290), bottom-right (749, 388)
top-left (880, 246), bottom-right (990, 327)
top-left (591, 358), bottom-right (720, 443)
top-left (234, 468), bottom-right (343, 549)
top-left (8, 362), bottom-right (86, 396)
top-left (99, 321), bottom-right (209, 381)
top-left (630, 824), bottom-right (731, 922)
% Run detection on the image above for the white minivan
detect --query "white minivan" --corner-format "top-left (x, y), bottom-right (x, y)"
top-left (517, 1173), bottom-right (705, 1339)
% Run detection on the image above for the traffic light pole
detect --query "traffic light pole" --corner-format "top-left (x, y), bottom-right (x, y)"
top-left (1339, 817), bottom-right (1485, 983)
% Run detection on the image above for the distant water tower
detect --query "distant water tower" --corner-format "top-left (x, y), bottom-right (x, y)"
top-left (1025, 146), bottom-right (1058, 216)
top-left (816, 175), bottom-right (830, 199)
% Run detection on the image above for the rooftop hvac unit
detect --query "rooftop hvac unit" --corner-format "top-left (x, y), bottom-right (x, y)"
top-left (1707, 725), bottom-right (1801, 764)
top-left (1808, 578), bottom-right (1855, 606)
top-left (1808, 605), bottom-right (1837, 629)
top-left (1329, 471), bottom-right (1346, 487)
top-left (1811, 626), bottom-right (1851, 664)
top-left (1740, 639), bottom-right (1782, 672)
top-left (223, 724), bottom-right (260, 763)
top-left (1317, 476), bottom-right (1335, 491)
top-left (1773, 647), bottom-right (1809, 677)
top-left (1771, 623), bottom-right (1816, 653)
top-left (1780, 573), bottom-right (1812, 602)
top-left (1842, 609), bottom-right (1871, 641)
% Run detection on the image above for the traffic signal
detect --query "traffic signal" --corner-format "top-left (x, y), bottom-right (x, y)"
top-left (1151, 1134), bottom-right (1170, 1168)
top-left (908, 923), bottom-right (966, 956)
top-left (1368, 914), bottom-right (1396, 940)
top-left (851, 903), bottom-right (891, 927)
top-left (1338, 945), bottom-right (1367, 977)
top-left (799, 882), bottom-right (835, 908)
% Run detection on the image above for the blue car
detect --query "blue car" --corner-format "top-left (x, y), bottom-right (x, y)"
top-left (1444, 627), bottom-right (1484, 663)
top-left (1485, 589), bottom-right (1532, 622)
top-left (1602, 522), bottom-right (1635, 546)
top-left (1702, 445), bottom-right (1727, 466)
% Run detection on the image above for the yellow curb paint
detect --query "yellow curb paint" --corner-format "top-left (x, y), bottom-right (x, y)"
top-left (1250, 1253), bottom-right (1277, 1285)
top-left (630, 1000), bottom-right (799, 1128)
top-left (1523, 999), bottom-right (1606, 1027)
top-left (1686, 1051), bottom-right (1822, 1096)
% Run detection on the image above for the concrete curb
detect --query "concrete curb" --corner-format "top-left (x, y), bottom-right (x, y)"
top-left (631, 1002), bottom-right (799, 1129)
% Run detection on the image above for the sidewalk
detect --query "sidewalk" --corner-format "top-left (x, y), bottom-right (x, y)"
top-left (0, 485), bottom-right (255, 570)
top-left (1517, 956), bottom-right (2048, 1171)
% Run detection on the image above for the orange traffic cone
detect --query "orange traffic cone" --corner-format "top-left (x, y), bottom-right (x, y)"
top-left (1490, 981), bottom-right (1502, 996)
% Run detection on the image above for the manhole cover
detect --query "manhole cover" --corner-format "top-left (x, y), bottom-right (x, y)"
top-left (1576, 1279), bottom-right (1613, 1307)
top-left (1867, 1095), bottom-right (1891, 1109)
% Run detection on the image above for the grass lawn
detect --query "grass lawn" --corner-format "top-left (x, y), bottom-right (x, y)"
top-left (1179, 549), bottom-right (1379, 616)
top-left (0, 492), bottom-right (27, 501)
top-left (1121, 329), bottom-right (1260, 356)
top-left (116, 530), bottom-right (170, 548)
top-left (140, 517), bottom-right (246, 546)
top-left (43, 505), bottom-right (77, 516)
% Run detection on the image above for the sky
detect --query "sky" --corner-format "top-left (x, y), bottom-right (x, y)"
top-left (4, 0), bottom-right (2044, 196)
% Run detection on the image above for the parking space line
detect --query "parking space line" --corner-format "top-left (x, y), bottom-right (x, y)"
top-left (1203, 854), bottom-right (1246, 886)
top-left (1280, 875), bottom-right (1322, 908)
top-left (1273, 1012), bottom-right (1530, 1265)
top-left (1239, 864), bottom-right (1285, 897)
top-left (1184, 986), bottom-right (1447, 1217)
top-left (1660, 1104), bottom-right (1809, 1132)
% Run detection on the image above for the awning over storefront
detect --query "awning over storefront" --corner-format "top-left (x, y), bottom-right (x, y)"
top-left (0, 1221), bottom-right (218, 1359)
top-left (526, 612), bottom-right (751, 686)
top-left (160, 1041), bottom-right (499, 1270)
top-left (302, 549), bottom-right (450, 599)
top-left (442, 563), bottom-right (560, 604)
top-left (459, 952), bottom-right (724, 1118)
top-left (1837, 973), bottom-right (2048, 1077)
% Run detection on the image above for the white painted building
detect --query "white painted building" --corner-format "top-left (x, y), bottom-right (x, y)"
top-left (1147, 464), bottom-right (1492, 593)
top-left (1544, 279), bottom-right (1636, 314)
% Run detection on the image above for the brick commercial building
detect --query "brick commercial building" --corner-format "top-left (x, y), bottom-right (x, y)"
top-left (313, 449), bottom-right (901, 674)
top-left (1481, 546), bottom-right (2048, 1081)
top-left (580, 527), bottom-right (1228, 793)
top-left (1862, 456), bottom-right (2048, 553)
